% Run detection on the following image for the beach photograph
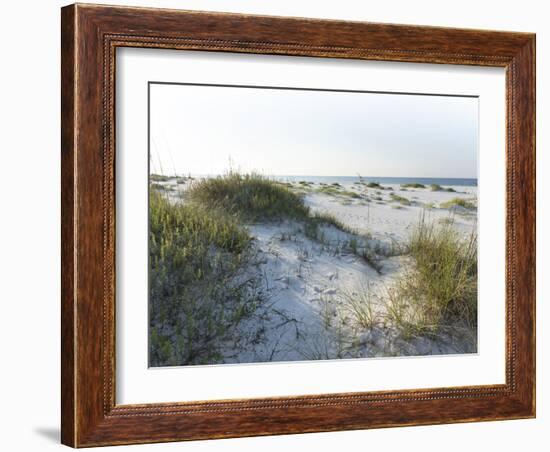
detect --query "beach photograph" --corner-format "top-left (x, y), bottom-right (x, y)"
top-left (148, 83), bottom-right (479, 367)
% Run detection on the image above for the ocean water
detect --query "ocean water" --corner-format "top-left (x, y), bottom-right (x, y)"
top-left (273, 175), bottom-right (477, 187)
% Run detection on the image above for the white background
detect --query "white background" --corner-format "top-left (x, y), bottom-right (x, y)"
top-left (0, 0), bottom-right (546, 451)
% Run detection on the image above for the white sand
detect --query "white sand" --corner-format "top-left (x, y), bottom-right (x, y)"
top-left (305, 183), bottom-right (477, 242)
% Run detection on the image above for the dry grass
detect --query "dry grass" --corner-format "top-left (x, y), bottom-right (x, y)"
top-left (339, 286), bottom-right (379, 329)
top-left (386, 216), bottom-right (477, 336)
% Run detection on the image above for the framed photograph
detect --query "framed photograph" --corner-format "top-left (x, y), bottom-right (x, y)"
top-left (61, 3), bottom-right (535, 447)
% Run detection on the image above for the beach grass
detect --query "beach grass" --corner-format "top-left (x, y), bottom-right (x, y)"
top-left (390, 193), bottom-right (412, 206)
top-left (187, 172), bottom-right (310, 221)
top-left (430, 183), bottom-right (456, 192)
top-left (440, 197), bottom-right (476, 210)
top-left (307, 211), bottom-right (351, 233)
top-left (339, 287), bottom-right (379, 329)
top-left (387, 216), bottom-right (477, 336)
top-left (148, 191), bottom-right (265, 366)
top-left (401, 183), bottom-right (426, 189)
top-left (316, 186), bottom-right (361, 199)
top-left (150, 173), bottom-right (172, 182)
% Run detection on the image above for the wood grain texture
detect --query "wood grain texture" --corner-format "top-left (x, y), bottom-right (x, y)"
top-left (60, 4), bottom-right (76, 446)
top-left (61, 3), bottom-right (536, 447)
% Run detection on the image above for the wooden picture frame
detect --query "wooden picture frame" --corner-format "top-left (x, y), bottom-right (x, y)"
top-left (61, 3), bottom-right (535, 447)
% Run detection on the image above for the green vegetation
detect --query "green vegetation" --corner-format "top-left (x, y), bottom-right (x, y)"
top-left (390, 193), bottom-right (411, 206)
top-left (342, 191), bottom-right (361, 199)
top-left (386, 217), bottom-right (477, 336)
top-left (151, 183), bottom-right (175, 192)
top-left (339, 287), bottom-right (379, 329)
top-left (401, 183), bottom-right (426, 189)
top-left (440, 197), bottom-right (476, 210)
top-left (187, 172), bottom-right (310, 222)
top-left (430, 183), bottom-right (456, 192)
top-left (150, 174), bottom-right (172, 182)
top-left (366, 181), bottom-right (381, 188)
top-left (149, 191), bottom-right (266, 366)
top-left (305, 212), bottom-right (346, 240)
top-left (332, 216), bottom-right (477, 350)
top-left (317, 186), bottom-right (361, 199)
top-left (316, 186), bottom-right (340, 196)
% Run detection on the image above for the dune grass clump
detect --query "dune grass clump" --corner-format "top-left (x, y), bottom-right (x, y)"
top-left (149, 191), bottom-right (265, 366)
top-left (387, 217), bottom-right (477, 337)
top-left (339, 287), bottom-right (379, 329)
top-left (401, 183), bottom-right (425, 189)
top-left (440, 197), bottom-right (476, 210)
top-left (317, 186), bottom-right (360, 199)
top-left (187, 172), bottom-right (310, 222)
top-left (151, 183), bottom-right (176, 192)
top-left (390, 193), bottom-right (411, 206)
top-left (304, 211), bottom-right (356, 240)
top-left (430, 183), bottom-right (455, 192)
top-left (366, 181), bottom-right (381, 188)
top-left (342, 191), bottom-right (361, 199)
top-left (150, 174), bottom-right (171, 182)
top-left (317, 186), bottom-right (342, 196)
top-left (151, 182), bottom-right (166, 191)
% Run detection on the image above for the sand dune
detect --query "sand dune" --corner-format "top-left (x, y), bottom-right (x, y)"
top-left (154, 177), bottom-right (478, 363)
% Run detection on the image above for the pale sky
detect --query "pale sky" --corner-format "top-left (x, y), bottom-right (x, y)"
top-left (149, 83), bottom-right (478, 178)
